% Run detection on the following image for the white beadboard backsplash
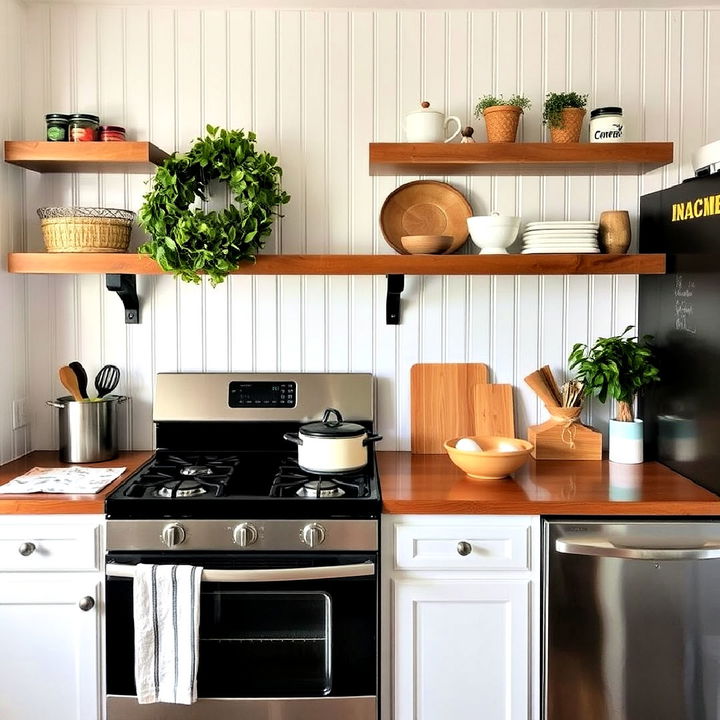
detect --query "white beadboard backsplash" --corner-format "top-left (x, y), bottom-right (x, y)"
top-left (13, 7), bottom-right (720, 453)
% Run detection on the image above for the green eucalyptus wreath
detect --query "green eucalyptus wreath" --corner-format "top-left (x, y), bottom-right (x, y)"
top-left (138, 125), bottom-right (290, 285)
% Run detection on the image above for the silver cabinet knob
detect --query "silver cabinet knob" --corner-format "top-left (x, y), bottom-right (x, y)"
top-left (161, 523), bottom-right (186, 548)
top-left (18, 542), bottom-right (36, 556)
top-left (457, 541), bottom-right (472, 557)
top-left (78, 596), bottom-right (95, 612)
top-left (233, 523), bottom-right (258, 548)
top-left (302, 523), bottom-right (326, 548)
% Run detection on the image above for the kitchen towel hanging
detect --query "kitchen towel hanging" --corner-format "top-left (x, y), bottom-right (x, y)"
top-left (133, 563), bottom-right (203, 705)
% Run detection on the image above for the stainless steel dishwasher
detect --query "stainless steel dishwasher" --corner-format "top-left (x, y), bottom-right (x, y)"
top-left (544, 519), bottom-right (720, 720)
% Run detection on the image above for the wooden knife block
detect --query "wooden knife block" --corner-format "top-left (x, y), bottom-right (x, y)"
top-left (528, 407), bottom-right (602, 460)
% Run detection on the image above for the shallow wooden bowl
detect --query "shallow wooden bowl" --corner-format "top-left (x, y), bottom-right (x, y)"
top-left (400, 234), bottom-right (453, 254)
top-left (444, 435), bottom-right (534, 480)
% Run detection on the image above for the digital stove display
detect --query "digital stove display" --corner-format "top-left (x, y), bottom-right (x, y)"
top-left (228, 380), bottom-right (296, 408)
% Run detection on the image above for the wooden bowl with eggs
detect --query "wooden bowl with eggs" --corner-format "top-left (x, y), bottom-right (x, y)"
top-left (444, 436), bottom-right (533, 480)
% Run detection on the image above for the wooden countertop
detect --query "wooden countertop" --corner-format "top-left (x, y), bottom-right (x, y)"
top-left (0, 451), bottom-right (152, 514)
top-left (377, 452), bottom-right (720, 515)
top-left (1, 450), bottom-right (718, 516)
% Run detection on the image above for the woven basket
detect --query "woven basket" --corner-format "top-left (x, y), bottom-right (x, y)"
top-left (37, 207), bottom-right (134, 253)
top-left (483, 105), bottom-right (522, 143)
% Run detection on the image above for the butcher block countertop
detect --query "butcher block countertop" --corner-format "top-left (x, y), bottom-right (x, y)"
top-left (0, 450), bottom-right (719, 516)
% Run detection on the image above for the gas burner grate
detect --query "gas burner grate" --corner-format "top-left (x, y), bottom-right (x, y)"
top-left (269, 457), bottom-right (369, 499)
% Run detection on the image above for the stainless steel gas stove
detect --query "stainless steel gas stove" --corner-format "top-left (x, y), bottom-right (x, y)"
top-left (105, 373), bottom-right (380, 720)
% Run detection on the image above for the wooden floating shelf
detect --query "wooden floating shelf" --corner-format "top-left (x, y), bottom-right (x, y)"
top-left (369, 142), bottom-right (674, 176)
top-left (7, 252), bottom-right (666, 276)
top-left (4, 141), bottom-right (169, 173)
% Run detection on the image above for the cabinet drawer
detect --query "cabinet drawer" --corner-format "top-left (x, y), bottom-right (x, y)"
top-left (0, 523), bottom-right (101, 572)
top-left (394, 521), bottom-right (531, 571)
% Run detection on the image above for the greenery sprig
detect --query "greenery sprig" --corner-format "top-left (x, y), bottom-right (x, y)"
top-left (568, 325), bottom-right (660, 422)
top-left (474, 94), bottom-right (532, 117)
top-left (138, 126), bottom-right (290, 285)
top-left (542, 91), bottom-right (588, 129)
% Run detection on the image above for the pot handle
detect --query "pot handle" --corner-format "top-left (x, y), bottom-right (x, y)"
top-left (283, 432), bottom-right (303, 446)
top-left (321, 408), bottom-right (343, 427)
top-left (363, 433), bottom-right (383, 446)
top-left (46, 400), bottom-right (64, 409)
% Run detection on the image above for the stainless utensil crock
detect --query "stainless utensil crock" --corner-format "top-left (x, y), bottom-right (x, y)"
top-left (46, 395), bottom-right (127, 463)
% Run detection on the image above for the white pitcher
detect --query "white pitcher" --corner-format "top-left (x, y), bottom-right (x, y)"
top-left (405, 101), bottom-right (462, 143)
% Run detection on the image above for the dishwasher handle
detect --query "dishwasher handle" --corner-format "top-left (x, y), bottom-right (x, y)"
top-left (556, 537), bottom-right (720, 561)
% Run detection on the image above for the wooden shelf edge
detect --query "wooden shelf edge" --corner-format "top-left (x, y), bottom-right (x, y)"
top-left (7, 252), bottom-right (666, 276)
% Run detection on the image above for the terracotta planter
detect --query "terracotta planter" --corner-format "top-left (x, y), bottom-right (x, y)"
top-left (482, 105), bottom-right (522, 143)
top-left (549, 107), bottom-right (586, 143)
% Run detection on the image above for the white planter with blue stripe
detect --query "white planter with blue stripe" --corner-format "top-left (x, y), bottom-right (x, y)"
top-left (609, 419), bottom-right (644, 464)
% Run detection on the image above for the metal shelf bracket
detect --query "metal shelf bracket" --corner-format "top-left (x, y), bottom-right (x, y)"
top-left (386, 274), bottom-right (405, 325)
top-left (106, 274), bottom-right (140, 324)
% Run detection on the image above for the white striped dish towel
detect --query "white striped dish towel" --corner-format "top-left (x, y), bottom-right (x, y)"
top-left (133, 564), bottom-right (203, 705)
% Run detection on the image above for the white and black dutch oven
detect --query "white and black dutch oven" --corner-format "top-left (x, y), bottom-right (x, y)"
top-left (283, 408), bottom-right (382, 473)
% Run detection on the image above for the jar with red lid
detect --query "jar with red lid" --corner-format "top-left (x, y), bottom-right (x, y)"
top-left (99, 125), bottom-right (126, 142)
top-left (69, 114), bottom-right (99, 141)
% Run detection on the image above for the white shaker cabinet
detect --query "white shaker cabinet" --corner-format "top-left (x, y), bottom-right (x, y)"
top-left (382, 515), bottom-right (540, 720)
top-left (0, 515), bottom-right (104, 720)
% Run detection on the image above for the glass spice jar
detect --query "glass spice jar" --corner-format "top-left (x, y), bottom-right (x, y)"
top-left (68, 113), bottom-right (100, 141)
top-left (45, 113), bottom-right (70, 141)
top-left (99, 125), bottom-right (126, 142)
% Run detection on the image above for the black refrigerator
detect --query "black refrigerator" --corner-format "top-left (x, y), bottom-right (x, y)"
top-left (639, 172), bottom-right (720, 494)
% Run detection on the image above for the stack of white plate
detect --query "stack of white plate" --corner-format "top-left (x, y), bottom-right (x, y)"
top-left (521, 221), bottom-right (600, 254)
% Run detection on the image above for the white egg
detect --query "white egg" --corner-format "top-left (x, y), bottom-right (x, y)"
top-left (455, 437), bottom-right (483, 452)
top-left (496, 441), bottom-right (519, 453)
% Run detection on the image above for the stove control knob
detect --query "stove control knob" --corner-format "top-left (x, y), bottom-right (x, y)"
top-left (162, 523), bottom-right (186, 548)
top-left (233, 523), bottom-right (258, 548)
top-left (302, 523), bottom-right (326, 548)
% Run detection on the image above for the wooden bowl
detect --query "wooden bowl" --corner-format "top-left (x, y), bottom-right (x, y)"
top-left (444, 435), bottom-right (534, 480)
top-left (380, 180), bottom-right (472, 255)
top-left (400, 234), bottom-right (453, 254)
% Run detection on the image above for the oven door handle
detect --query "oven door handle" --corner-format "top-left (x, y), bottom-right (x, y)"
top-left (106, 561), bottom-right (375, 582)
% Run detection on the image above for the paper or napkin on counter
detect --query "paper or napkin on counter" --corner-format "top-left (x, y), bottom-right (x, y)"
top-left (0, 466), bottom-right (126, 494)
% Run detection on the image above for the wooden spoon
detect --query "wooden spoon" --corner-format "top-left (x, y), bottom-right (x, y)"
top-left (59, 365), bottom-right (85, 402)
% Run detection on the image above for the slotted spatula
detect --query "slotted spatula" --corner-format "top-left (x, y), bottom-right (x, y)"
top-left (94, 364), bottom-right (120, 398)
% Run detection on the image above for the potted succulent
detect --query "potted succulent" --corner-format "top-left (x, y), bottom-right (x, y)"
top-left (542, 91), bottom-right (588, 143)
top-left (568, 325), bottom-right (660, 463)
top-left (474, 94), bottom-right (532, 143)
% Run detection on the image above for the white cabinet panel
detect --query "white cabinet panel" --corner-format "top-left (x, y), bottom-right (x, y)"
top-left (393, 578), bottom-right (530, 720)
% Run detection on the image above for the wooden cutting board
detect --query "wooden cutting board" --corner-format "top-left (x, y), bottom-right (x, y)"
top-left (411, 363), bottom-right (490, 454)
top-left (473, 384), bottom-right (515, 438)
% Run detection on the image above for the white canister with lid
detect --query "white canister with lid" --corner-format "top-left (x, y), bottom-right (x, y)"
top-left (405, 101), bottom-right (462, 143)
top-left (590, 107), bottom-right (624, 143)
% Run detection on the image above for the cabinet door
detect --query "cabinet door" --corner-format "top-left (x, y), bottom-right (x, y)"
top-left (0, 577), bottom-right (101, 720)
top-left (394, 578), bottom-right (530, 720)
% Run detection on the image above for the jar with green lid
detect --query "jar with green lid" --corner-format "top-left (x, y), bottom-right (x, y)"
top-left (69, 113), bottom-right (100, 142)
top-left (45, 113), bottom-right (69, 142)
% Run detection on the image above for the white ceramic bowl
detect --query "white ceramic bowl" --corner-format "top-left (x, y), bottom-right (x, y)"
top-left (467, 215), bottom-right (521, 254)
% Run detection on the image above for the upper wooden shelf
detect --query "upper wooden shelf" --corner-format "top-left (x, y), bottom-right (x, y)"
top-left (369, 142), bottom-right (674, 176)
top-left (7, 252), bottom-right (666, 276)
top-left (4, 141), bottom-right (169, 173)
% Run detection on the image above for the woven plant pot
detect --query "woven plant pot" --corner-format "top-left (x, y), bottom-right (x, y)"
top-left (37, 208), bottom-right (135, 253)
top-left (483, 105), bottom-right (522, 142)
top-left (549, 107), bottom-right (586, 143)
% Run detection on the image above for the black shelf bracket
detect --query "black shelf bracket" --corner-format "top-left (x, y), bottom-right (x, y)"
top-left (106, 274), bottom-right (140, 324)
top-left (386, 274), bottom-right (405, 325)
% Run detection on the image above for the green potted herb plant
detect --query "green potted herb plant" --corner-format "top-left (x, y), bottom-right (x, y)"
top-left (568, 325), bottom-right (660, 463)
top-left (474, 94), bottom-right (532, 143)
top-left (542, 91), bottom-right (588, 143)
top-left (138, 125), bottom-right (290, 285)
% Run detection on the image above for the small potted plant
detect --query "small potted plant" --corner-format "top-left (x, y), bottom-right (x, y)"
top-left (568, 325), bottom-right (660, 463)
top-left (474, 94), bottom-right (531, 143)
top-left (542, 91), bottom-right (588, 143)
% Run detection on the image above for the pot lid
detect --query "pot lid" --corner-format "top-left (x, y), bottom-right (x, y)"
top-left (407, 100), bottom-right (442, 117)
top-left (300, 408), bottom-right (366, 438)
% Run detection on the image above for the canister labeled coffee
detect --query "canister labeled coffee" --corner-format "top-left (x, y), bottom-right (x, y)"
top-left (590, 107), bottom-right (624, 143)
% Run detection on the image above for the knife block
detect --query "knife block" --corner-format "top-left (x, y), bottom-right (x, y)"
top-left (528, 405), bottom-right (602, 460)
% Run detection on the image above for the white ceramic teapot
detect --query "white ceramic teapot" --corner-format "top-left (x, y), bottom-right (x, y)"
top-left (405, 101), bottom-right (462, 143)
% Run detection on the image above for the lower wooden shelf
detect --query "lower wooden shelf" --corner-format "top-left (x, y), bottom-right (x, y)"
top-left (7, 252), bottom-right (666, 276)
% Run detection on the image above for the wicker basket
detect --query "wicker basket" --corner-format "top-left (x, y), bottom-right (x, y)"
top-left (37, 207), bottom-right (135, 253)
top-left (482, 105), bottom-right (522, 143)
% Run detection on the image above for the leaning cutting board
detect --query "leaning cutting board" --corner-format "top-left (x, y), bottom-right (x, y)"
top-left (411, 363), bottom-right (489, 454)
top-left (473, 383), bottom-right (515, 438)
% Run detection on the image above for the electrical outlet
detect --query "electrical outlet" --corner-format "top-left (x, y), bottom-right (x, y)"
top-left (12, 399), bottom-right (27, 430)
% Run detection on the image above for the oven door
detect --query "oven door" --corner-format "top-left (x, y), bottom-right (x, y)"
top-left (105, 551), bottom-right (377, 720)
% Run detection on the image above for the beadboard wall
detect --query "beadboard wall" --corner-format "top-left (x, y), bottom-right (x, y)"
top-left (0, 0), bottom-right (27, 465)
top-left (15, 7), bottom-right (720, 452)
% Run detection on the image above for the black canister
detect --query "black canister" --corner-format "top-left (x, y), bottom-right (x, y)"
top-left (45, 113), bottom-right (70, 141)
